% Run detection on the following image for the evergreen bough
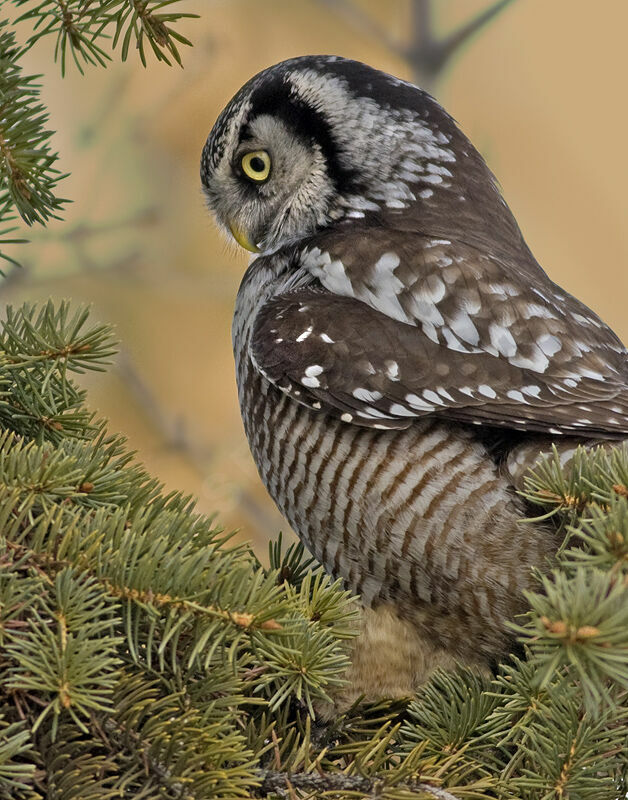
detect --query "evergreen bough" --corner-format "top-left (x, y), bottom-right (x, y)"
top-left (0, 301), bottom-right (627, 799)
top-left (0, 0), bottom-right (198, 268)
top-left (2, 2), bottom-right (628, 796)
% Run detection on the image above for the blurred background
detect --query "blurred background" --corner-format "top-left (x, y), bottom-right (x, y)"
top-left (2, 0), bottom-right (628, 556)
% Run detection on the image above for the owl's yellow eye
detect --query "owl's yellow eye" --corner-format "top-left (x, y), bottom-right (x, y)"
top-left (241, 150), bottom-right (271, 183)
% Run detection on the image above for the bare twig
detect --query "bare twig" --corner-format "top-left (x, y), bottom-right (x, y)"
top-left (258, 769), bottom-right (463, 800)
top-left (115, 351), bottom-right (283, 536)
top-left (317, 0), bottom-right (517, 87)
top-left (406, 0), bottom-right (517, 81)
top-left (115, 350), bottom-right (213, 476)
top-left (316, 0), bottom-right (399, 52)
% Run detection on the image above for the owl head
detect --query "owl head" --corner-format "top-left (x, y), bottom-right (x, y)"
top-left (201, 55), bottom-right (519, 257)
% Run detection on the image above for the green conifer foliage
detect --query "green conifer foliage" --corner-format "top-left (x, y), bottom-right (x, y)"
top-left (0, 0), bottom-right (198, 267)
top-left (0, 302), bottom-right (362, 798)
top-left (2, 1), bottom-right (627, 795)
top-left (1, 301), bottom-right (627, 800)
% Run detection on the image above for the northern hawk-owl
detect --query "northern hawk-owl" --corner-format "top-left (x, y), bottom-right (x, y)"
top-left (201, 56), bottom-right (628, 702)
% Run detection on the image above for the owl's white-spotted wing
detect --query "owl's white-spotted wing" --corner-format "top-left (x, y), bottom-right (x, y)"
top-left (250, 236), bottom-right (628, 436)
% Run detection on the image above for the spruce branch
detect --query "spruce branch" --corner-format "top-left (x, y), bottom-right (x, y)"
top-left (0, 715), bottom-right (35, 791)
top-left (509, 695), bottom-right (628, 800)
top-left (12, 0), bottom-right (113, 77)
top-left (513, 568), bottom-right (628, 712)
top-left (10, 0), bottom-right (198, 73)
top-left (400, 668), bottom-right (501, 771)
top-left (257, 768), bottom-right (465, 800)
top-left (0, 19), bottom-right (67, 264)
top-left (1, 301), bottom-right (118, 372)
top-left (567, 495), bottom-right (628, 573)
top-left (0, 1), bottom-right (197, 269)
top-left (0, 203), bottom-right (28, 272)
top-left (0, 301), bottom-right (118, 442)
top-left (109, 0), bottom-right (198, 68)
top-left (2, 301), bottom-right (627, 796)
top-left (269, 530), bottom-right (316, 589)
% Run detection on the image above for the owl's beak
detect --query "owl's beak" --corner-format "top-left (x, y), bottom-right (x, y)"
top-left (228, 220), bottom-right (260, 253)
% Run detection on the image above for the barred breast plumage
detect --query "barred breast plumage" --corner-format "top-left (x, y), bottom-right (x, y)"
top-left (232, 254), bottom-right (560, 698)
top-left (203, 56), bottom-right (628, 702)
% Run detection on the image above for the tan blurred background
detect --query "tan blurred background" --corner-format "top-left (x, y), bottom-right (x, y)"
top-left (2, 0), bottom-right (627, 556)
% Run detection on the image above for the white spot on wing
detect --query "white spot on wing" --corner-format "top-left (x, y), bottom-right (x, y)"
top-left (425, 238), bottom-right (451, 247)
top-left (449, 309), bottom-right (480, 346)
top-left (304, 248), bottom-right (354, 295)
top-left (506, 390), bottom-right (527, 403)
top-left (423, 274), bottom-right (446, 303)
top-left (509, 350), bottom-right (550, 373)
top-left (389, 403), bottom-right (415, 416)
top-left (442, 327), bottom-right (471, 353)
top-left (422, 322), bottom-right (439, 344)
top-left (301, 376), bottom-right (320, 388)
top-left (523, 303), bottom-right (557, 320)
top-left (358, 407), bottom-right (392, 419)
top-left (408, 296), bottom-right (444, 326)
top-left (426, 163), bottom-right (453, 177)
top-left (385, 360), bottom-right (399, 380)
top-left (478, 384), bottom-right (497, 399)
top-left (423, 390), bottom-right (445, 405)
top-left (296, 326), bottom-right (313, 342)
top-left (353, 387), bottom-right (383, 402)
top-left (578, 367), bottom-right (605, 381)
top-left (537, 334), bottom-right (562, 357)
top-left (386, 199), bottom-right (406, 209)
top-left (405, 393), bottom-right (435, 411)
top-left (489, 322), bottom-right (517, 358)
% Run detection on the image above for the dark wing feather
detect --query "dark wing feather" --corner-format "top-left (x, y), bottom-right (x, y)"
top-left (301, 230), bottom-right (627, 386)
top-left (251, 287), bottom-right (628, 438)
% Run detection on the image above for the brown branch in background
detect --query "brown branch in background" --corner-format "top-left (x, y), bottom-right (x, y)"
top-left (407, 0), bottom-right (516, 81)
top-left (318, 0), bottom-right (517, 87)
top-left (315, 0), bottom-right (400, 52)
top-left (258, 769), bottom-right (463, 800)
top-left (116, 349), bottom-right (213, 477)
top-left (0, 207), bottom-right (159, 290)
top-left (116, 350), bottom-right (281, 533)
